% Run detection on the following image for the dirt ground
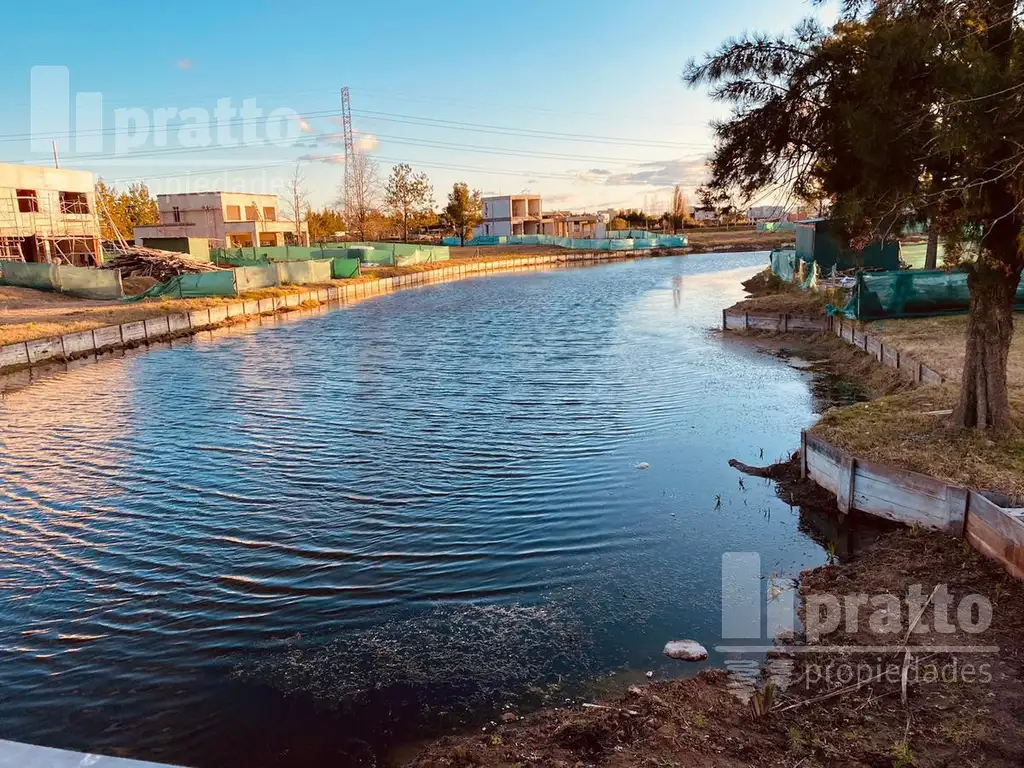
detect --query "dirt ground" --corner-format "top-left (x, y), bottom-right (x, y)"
top-left (409, 464), bottom-right (1024, 767)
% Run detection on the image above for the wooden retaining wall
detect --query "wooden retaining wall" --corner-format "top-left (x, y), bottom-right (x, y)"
top-left (725, 309), bottom-right (1024, 579)
top-left (722, 308), bottom-right (946, 384)
top-left (801, 432), bottom-right (1024, 579)
top-left (0, 251), bottom-right (625, 377)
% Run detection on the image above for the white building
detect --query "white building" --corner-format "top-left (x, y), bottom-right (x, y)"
top-left (134, 191), bottom-right (309, 248)
top-left (748, 205), bottom-right (786, 222)
top-left (0, 163), bottom-right (101, 265)
top-left (474, 195), bottom-right (607, 239)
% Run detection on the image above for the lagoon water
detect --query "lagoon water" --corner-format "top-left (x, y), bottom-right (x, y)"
top-left (0, 252), bottom-right (846, 766)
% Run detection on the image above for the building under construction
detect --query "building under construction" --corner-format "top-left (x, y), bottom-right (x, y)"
top-left (0, 163), bottom-right (102, 266)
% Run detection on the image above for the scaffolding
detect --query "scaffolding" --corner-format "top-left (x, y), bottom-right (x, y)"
top-left (0, 184), bottom-right (102, 266)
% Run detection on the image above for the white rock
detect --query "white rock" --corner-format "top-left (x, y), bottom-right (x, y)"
top-left (663, 639), bottom-right (708, 661)
top-left (645, 670), bottom-right (654, 678)
top-left (636, 462), bottom-right (650, 470)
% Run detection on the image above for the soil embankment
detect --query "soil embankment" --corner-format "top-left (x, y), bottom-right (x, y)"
top-left (410, 463), bottom-right (1024, 767)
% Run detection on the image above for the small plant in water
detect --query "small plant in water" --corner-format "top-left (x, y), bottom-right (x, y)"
top-left (714, 494), bottom-right (722, 510)
top-left (826, 541), bottom-right (838, 565)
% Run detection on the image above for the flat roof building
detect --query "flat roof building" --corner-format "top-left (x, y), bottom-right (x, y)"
top-left (0, 163), bottom-right (101, 266)
top-left (134, 191), bottom-right (309, 249)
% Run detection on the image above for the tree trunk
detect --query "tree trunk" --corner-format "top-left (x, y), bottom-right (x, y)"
top-left (953, 262), bottom-right (1020, 432)
top-left (924, 222), bottom-right (939, 270)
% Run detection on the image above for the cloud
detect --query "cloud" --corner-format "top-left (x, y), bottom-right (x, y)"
top-left (578, 158), bottom-right (707, 187)
top-left (298, 153), bottom-right (346, 165)
top-left (176, 58), bottom-right (195, 71)
top-left (354, 132), bottom-right (378, 152)
top-left (290, 116), bottom-right (313, 133)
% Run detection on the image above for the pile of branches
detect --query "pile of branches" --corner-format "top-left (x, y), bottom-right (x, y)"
top-left (102, 247), bottom-right (224, 282)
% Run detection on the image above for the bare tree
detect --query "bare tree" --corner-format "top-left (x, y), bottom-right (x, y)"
top-left (284, 164), bottom-right (310, 245)
top-left (339, 151), bottom-right (381, 241)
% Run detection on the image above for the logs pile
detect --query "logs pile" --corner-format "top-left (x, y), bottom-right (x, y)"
top-left (103, 247), bottom-right (224, 283)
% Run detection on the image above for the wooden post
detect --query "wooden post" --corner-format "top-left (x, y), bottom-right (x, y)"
top-left (837, 455), bottom-right (856, 514)
top-left (800, 431), bottom-right (808, 479)
top-left (744, 312), bottom-right (749, 330)
top-left (722, 308), bottom-right (727, 330)
top-left (946, 486), bottom-right (969, 538)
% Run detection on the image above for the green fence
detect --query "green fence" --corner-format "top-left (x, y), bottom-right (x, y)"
top-left (832, 269), bottom-right (1024, 320)
top-left (456, 234), bottom-right (688, 250)
top-left (126, 259), bottom-right (338, 301)
top-left (0, 261), bottom-right (123, 300)
top-left (331, 258), bottom-right (360, 279)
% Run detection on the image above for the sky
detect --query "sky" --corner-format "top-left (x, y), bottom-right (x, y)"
top-left (0, 0), bottom-right (837, 214)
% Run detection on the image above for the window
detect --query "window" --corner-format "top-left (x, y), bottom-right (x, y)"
top-left (262, 207), bottom-right (276, 221)
top-left (244, 205), bottom-right (259, 221)
top-left (225, 205), bottom-right (241, 221)
top-left (16, 189), bottom-right (38, 213)
top-left (59, 191), bottom-right (90, 214)
top-left (172, 206), bottom-right (182, 223)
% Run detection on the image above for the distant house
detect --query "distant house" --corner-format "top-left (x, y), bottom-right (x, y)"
top-left (0, 162), bottom-right (101, 265)
top-left (748, 205), bottom-right (786, 222)
top-left (692, 206), bottom-right (721, 225)
top-left (473, 195), bottom-right (606, 239)
top-left (134, 191), bottom-right (309, 249)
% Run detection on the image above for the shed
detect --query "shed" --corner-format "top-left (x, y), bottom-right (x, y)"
top-left (795, 219), bottom-right (900, 272)
top-left (135, 236), bottom-right (210, 263)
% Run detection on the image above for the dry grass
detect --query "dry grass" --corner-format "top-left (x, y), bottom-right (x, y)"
top-left (812, 384), bottom-right (1024, 501)
top-left (728, 267), bottom-right (844, 314)
top-left (867, 315), bottom-right (1024, 398)
top-left (808, 314), bottom-right (1024, 500)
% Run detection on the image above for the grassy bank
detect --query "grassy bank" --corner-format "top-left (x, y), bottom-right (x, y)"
top-left (728, 269), bottom-right (1024, 501)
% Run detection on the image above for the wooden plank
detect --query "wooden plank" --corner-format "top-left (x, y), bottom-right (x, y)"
top-left (852, 329), bottom-right (867, 349)
top-left (787, 316), bottom-right (828, 331)
top-left (882, 344), bottom-right (900, 369)
top-left (25, 337), bottom-right (62, 363)
top-left (208, 306), bottom-right (229, 324)
top-left (865, 335), bottom-right (882, 359)
top-left (0, 343), bottom-right (30, 368)
top-left (854, 454), bottom-right (951, 501)
top-left (168, 314), bottom-right (191, 333)
top-left (747, 315), bottom-right (783, 331)
top-left (317, 288), bottom-right (329, 302)
top-left (243, 300), bottom-right (260, 315)
top-left (93, 324), bottom-right (123, 349)
top-left (852, 471), bottom-right (952, 530)
top-left (806, 448), bottom-right (842, 494)
top-left (257, 298), bottom-right (275, 314)
top-left (921, 366), bottom-right (943, 384)
top-left (225, 302), bottom-right (245, 318)
top-left (800, 431), bottom-right (808, 479)
top-left (188, 309), bottom-right (210, 329)
top-left (144, 316), bottom-right (171, 339)
top-left (327, 287), bottom-right (339, 300)
top-left (61, 331), bottom-right (95, 357)
top-left (284, 293), bottom-right (300, 308)
top-left (804, 432), bottom-right (848, 465)
top-left (120, 321), bottom-right (147, 343)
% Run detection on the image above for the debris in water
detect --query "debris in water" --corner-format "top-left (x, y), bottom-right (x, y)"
top-left (663, 640), bottom-right (708, 661)
top-left (645, 670), bottom-right (654, 678)
top-left (636, 462), bottom-right (650, 470)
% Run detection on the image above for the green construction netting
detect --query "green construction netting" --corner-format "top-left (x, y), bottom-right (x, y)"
top-left (331, 258), bottom-right (360, 279)
top-left (234, 265), bottom-right (279, 292)
top-left (1, 261), bottom-right (123, 299)
top-left (127, 270), bottom-right (238, 301)
top-left (831, 269), bottom-right (1024, 320)
top-left (463, 234), bottom-right (687, 249)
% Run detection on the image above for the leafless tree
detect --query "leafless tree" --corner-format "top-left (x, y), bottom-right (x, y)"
top-left (339, 151), bottom-right (381, 241)
top-left (284, 163), bottom-right (310, 245)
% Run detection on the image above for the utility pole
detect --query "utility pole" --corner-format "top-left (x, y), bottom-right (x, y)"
top-left (340, 87), bottom-right (355, 215)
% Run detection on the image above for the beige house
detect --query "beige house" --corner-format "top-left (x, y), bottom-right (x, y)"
top-left (134, 192), bottom-right (309, 248)
top-left (0, 163), bottom-right (101, 266)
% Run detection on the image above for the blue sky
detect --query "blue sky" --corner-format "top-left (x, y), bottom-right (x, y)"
top-left (0, 0), bottom-right (836, 212)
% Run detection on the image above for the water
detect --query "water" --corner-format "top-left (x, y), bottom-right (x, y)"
top-left (0, 252), bottom-right (844, 766)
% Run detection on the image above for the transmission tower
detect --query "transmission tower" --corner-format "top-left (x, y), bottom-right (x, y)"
top-left (340, 87), bottom-right (355, 211)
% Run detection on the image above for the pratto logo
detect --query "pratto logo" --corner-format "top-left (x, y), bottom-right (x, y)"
top-left (716, 553), bottom-right (998, 698)
top-left (29, 66), bottom-right (306, 159)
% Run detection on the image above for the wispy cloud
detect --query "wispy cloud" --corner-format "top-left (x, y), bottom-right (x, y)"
top-left (298, 153), bottom-right (346, 165)
top-left (176, 58), bottom-right (195, 71)
top-left (578, 158), bottom-right (707, 187)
